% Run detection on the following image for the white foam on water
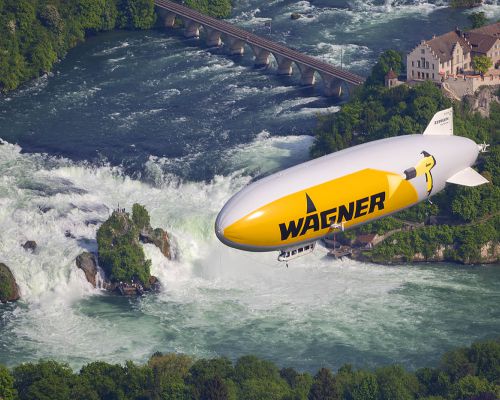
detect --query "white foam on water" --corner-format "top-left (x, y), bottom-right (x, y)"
top-left (314, 42), bottom-right (373, 70)
top-left (0, 136), bottom-right (498, 370)
top-left (468, 2), bottom-right (500, 19)
top-left (93, 41), bottom-right (130, 56)
top-left (222, 130), bottom-right (313, 175)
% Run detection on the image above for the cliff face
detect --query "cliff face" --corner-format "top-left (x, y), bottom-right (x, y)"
top-left (0, 263), bottom-right (20, 303)
top-left (139, 227), bottom-right (172, 259)
top-left (465, 86), bottom-right (500, 117)
top-left (76, 252), bottom-right (98, 287)
top-left (360, 241), bottom-right (499, 265)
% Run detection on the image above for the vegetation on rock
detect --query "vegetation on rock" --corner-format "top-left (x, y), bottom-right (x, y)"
top-left (1, 338), bottom-right (499, 399)
top-left (312, 50), bottom-right (499, 264)
top-left (96, 204), bottom-right (171, 286)
top-left (0, 0), bottom-right (156, 93)
top-left (96, 206), bottom-right (152, 285)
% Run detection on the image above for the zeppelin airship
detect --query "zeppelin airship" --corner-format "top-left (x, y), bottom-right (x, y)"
top-left (215, 108), bottom-right (489, 261)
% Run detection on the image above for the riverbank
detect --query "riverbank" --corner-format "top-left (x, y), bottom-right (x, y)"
top-left (1, 0), bottom-right (499, 376)
top-left (0, 0), bottom-right (232, 94)
top-left (1, 337), bottom-right (498, 400)
top-left (312, 53), bottom-right (499, 265)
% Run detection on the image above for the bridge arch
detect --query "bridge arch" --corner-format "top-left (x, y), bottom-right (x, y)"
top-left (154, 0), bottom-right (364, 96)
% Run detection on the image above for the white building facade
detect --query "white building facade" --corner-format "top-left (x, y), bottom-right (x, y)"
top-left (407, 30), bottom-right (471, 83)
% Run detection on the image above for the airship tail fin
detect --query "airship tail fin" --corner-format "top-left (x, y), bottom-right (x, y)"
top-left (447, 167), bottom-right (489, 187)
top-left (423, 108), bottom-right (453, 136)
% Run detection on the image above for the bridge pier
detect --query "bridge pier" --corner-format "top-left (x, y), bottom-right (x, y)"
top-left (183, 18), bottom-right (201, 38)
top-left (163, 12), bottom-right (177, 28)
top-left (297, 64), bottom-right (316, 85)
top-left (205, 28), bottom-right (222, 47)
top-left (321, 74), bottom-right (343, 97)
top-left (226, 36), bottom-right (245, 55)
top-left (156, 8), bottom-right (177, 27)
top-left (251, 46), bottom-right (270, 68)
top-left (274, 54), bottom-right (293, 75)
top-left (153, 0), bottom-right (365, 97)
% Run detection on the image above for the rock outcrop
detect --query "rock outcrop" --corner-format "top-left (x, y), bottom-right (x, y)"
top-left (22, 240), bottom-right (37, 252)
top-left (465, 86), bottom-right (499, 117)
top-left (357, 241), bottom-right (499, 265)
top-left (92, 204), bottom-right (169, 295)
top-left (139, 227), bottom-right (172, 259)
top-left (76, 252), bottom-right (98, 287)
top-left (0, 263), bottom-right (20, 303)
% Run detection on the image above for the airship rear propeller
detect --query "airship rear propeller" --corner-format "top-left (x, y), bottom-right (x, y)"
top-left (478, 143), bottom-right (490, 153)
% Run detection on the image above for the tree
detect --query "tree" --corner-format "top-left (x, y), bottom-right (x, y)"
top-left (200, 376), bottom-right (229, 400)
top-left (440, 347), bottom-right (476, 382)
top-left (208, 0), bottom-right (232, 18)
top-left (416, 368), bottom-right (451, 398)
top-left (469, 12), bottom-right (488, 29)
top-left (13, 360), bottom-right (76, 400)
top-left (30, 35), bottom-right (57, 75)
top-left (472, 55), bottom-right (493, 76)
top-left (188, 358), bottom-right (234, 388)
top-left (366, 50), bottom-right (404, 86)
top-left (451, 375), bottom-right (496, 399)
top-left (0, 37), bottom-right (27, 93)
top-left (375, 365), bottom-right (419, 400)
top-left (349, 370), bottom-right (379, 400)
top-left (234, 356), bottom-right (280, 384)
top-left (117, 0), bottom-right (156, 29)
top-left (132, 203), bottom-right (151, 231)
top-left (308, 368), bottom-right (339, 400)
top-left (468, 339), bottom-right (500, 383)
top-left (0, 365), bottom-right (16, 400)
top-left (148, 353), bottom-right (193, 399)
top-left (79, 361), bottom-right (127, 399)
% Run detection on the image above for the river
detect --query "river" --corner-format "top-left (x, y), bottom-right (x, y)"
top-left (0, 0), bottom-right (499, 371)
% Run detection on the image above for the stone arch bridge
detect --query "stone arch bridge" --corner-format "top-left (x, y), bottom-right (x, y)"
top-left (154, 0), bottom-right (365, 96)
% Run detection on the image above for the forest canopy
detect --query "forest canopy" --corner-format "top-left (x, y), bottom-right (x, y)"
top-left (0, 338), bottom-right (499, 400)
top-left (0, 0), bottom-right (157, 92)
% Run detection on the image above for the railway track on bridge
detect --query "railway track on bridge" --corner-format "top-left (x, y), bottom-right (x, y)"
top-left (154, 0), bottom-right (365, 89)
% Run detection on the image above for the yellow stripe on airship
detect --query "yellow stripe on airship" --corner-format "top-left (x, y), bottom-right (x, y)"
top-left (223, 168), bottom-right (418, 248)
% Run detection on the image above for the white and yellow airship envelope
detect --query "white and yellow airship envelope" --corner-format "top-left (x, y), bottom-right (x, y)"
top-left (215, 108), bottom-right (488, 256)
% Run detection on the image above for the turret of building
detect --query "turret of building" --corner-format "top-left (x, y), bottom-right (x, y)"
top-left (385, 68), bottom-right (401, 88)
